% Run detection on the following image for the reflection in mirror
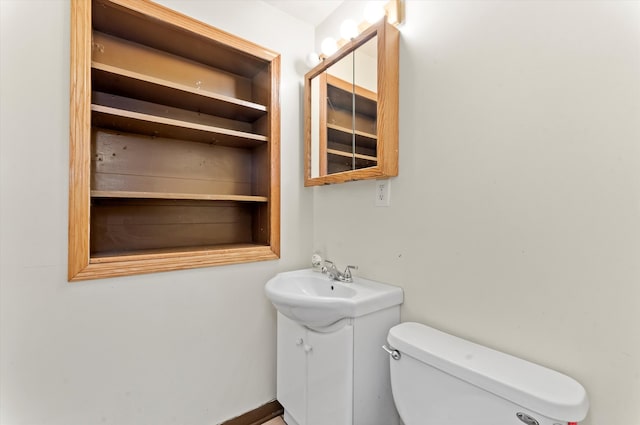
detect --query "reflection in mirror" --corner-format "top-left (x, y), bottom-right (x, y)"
top-left (352, 36), bottom-right (378, 171)
top-left (311, 37), bottom-right (378, 177)
top-left (304, 20), bottom-right (399, 186)
top-left (311, 52), bottom-right (355, 177)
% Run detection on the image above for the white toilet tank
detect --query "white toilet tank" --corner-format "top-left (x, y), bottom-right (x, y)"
top-left (387, 322), bottom-right (589, 425)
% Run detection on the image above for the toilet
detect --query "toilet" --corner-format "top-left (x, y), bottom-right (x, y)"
top-left (385, 322), bottom-right (589, 425)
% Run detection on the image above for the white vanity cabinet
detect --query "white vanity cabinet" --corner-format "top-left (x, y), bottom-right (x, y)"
top-left (277, 308), bottom-right (400, 425)
top-left (278, 313), bottom-right (353, 425)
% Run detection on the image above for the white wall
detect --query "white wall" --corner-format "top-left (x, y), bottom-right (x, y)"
top-left (0, 1), bottom-right (313, 424)
top-left (314, 1), bottom-right (640, 424)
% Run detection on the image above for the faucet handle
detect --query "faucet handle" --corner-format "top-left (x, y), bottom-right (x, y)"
top-left (321, 259), bottom-right (334, 274)
top-left (343, 265), bottom-right (358, 279)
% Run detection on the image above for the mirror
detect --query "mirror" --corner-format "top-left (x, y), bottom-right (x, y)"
top-left (305, 20), bottom-right (399, 186)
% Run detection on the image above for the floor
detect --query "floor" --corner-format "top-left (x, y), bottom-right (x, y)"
top-left (263, 417), bottom-right (286, 425)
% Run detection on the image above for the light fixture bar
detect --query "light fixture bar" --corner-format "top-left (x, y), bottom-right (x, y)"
top-left (318, 0), bottom-right (404, 60)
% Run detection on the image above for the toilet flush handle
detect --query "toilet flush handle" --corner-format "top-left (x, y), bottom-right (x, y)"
top-left (382, 344), bottom-right (401, 360)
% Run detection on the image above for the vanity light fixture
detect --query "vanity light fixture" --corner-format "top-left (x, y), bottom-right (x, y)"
top-left (339, 19), bottom-right (359, 40)
top-left (313, 0), bottom-right (404, 63)
top-left (305, 52), bottom-right (322, 67)
top-left (364, 1), bottom-right (386, 24)
top-left (320, 36), bottom-right (339, 56)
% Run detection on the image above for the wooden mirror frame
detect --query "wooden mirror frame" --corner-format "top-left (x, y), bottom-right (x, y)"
top-left (304, 19), bottom-right (399, 186)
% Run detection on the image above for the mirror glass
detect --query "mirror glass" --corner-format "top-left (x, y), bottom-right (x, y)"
top-left (309, 36), bottom-right (378, 178)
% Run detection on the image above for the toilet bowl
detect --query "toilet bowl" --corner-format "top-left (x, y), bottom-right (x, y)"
top-left (385, 322), bottom-right (589, 425)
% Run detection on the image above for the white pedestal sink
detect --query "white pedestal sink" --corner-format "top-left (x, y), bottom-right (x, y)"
top-left (265, 269), bottom-right (403, 425)
top-left (265, 268), bottom-right (403, 331)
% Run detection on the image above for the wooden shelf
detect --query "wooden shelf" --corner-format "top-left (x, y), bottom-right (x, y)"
top-left (327, 123), bottom-right (377, 143)
top-left (92, 62), bottom-right (267, 122)
top-left (89, 243), bottom-right (270, 262)
top-left (91, 104), bottom-right (267, 147)
top-left (91, 190), bottom-right (268, 202)
top-left (92, 0), bottom-right (273, 78)
top-left (326, 78), bottom-right (377, 119)
top-left (326, 149), bottom-right (377, 163)
top-left (327, 123), bottom-right (378, 162)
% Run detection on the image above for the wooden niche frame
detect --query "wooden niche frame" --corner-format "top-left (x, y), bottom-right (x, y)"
top-left (69, 0), bottom-right (281, 281)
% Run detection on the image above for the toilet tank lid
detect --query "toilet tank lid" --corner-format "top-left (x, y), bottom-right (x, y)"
top-left (387, 322), bottom-right (589, 422)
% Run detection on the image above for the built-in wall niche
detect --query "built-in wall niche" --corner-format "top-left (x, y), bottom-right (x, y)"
top-left (68, 0), bottom-right (281, 280)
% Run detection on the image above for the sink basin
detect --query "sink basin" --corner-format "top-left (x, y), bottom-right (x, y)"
top-left (265, 269), bottom-right (403, 330)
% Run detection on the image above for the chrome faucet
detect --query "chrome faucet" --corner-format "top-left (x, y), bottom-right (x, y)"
top-left (321, 260), bottom-right (358, 283)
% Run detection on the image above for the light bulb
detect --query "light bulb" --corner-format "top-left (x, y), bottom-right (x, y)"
top-left (340, 19), bottom-right (359, 40)
top-left (364, 1), bottom-right (386, 24)
top-left (305, 52), bottom-right (321, 68)
top-left (320, 37), bottom-right (338, 56)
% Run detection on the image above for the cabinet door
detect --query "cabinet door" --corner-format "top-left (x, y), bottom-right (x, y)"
top-left (277, 313), bottom-right (307, 424)
top-left (307, 323), bottom-right (354, 425)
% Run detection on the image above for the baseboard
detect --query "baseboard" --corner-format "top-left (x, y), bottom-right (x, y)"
top-left (220, 400), bottom-right (284, 425)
